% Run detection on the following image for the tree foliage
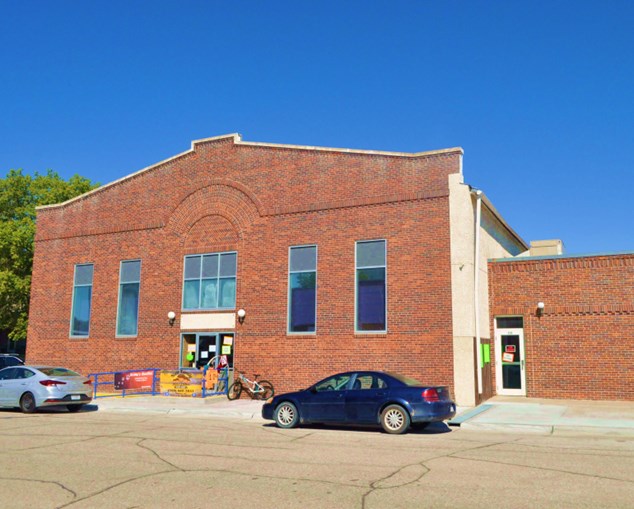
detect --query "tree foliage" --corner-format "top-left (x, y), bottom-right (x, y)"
top-left (0, 169), bottom-right (99, 341)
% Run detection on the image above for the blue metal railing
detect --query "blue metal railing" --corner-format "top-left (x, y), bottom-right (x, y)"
top-left (202, 365), bottom-right (229, 397)
top-left (88, 366), bottom-right (229, 399)
top-left (88, 368), bottom-right (161, 399)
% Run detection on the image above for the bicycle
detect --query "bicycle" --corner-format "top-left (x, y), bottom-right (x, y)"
top-left (227, 372), bottom-right (274, 400)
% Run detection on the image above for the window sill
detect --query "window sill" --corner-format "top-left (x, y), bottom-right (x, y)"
top-left (355, 332), bottom-right (388, 338)
top-left (286, 332), bottom-right (317, 337)
top-left (181, 309), bottom-right (236, 313)
top-left (69, 336), bottom-right (89, 340)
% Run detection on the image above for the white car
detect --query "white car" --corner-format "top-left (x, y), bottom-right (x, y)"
top-left (0, 365), bottom-right (93, 413)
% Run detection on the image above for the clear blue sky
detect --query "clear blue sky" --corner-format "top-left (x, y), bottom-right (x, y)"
top-left (1, 1), bottom-right (632, 254)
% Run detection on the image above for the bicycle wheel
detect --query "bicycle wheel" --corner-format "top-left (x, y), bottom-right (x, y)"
top-left (254, 380), bottom-right (274, 400)
top-left (227, 381), bottom-right (242, 400)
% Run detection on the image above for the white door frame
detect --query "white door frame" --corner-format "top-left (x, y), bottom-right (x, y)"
top-left (495, 327), bottom-right (526, 396)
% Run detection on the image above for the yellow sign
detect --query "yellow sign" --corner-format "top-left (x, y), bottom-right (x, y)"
top-left (221, 345), bottom-right (231, 355)
top-left (205, 369), bottom-right (218, 387)
top-left (159, 371), bottom-right (204, 397)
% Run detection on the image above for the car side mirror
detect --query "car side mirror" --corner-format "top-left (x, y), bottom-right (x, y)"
top-left (309, 386), bottom-right (317, 394)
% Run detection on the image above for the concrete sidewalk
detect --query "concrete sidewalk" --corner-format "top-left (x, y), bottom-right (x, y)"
top-left (90, 393), bottom-right (634, 437)
top-left (451, 395), bottom-right (634, 436)
top-left (90, 394), bottom-right (265, 419)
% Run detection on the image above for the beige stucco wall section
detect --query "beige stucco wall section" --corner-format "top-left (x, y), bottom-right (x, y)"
top-left (449, 173), bottom-right (521, 406)
top-left (449, 173), bottom-right (478, 406)
top-left (180, 313), bottom-right (236, 330)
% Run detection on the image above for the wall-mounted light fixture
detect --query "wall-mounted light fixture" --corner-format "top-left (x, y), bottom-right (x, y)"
top-left (167, 311), bottom-right (176, 326)
top-left (536, 302), bottom-right (545, 317)
top-left (237, 308), bottom-right (246, 324)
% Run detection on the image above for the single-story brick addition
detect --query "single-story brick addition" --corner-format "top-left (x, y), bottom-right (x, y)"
top-left (26, 134), bottom-right (633, 405)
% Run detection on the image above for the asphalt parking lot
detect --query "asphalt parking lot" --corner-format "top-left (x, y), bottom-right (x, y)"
top-left (1, 405), bottom-right (633, 508)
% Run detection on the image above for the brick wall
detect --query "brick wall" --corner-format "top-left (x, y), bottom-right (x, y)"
top-left (27, 136), bottom-right (461, 394)
top-left (489, 254), bottom-right (634, 400)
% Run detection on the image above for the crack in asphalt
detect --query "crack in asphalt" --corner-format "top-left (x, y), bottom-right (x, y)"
top-left (56, 470), bottom-right (177, 509)
top-left (135, 438), bottom-right (184, 472)
top-left (447, 454), bottom-right (634, 485)
top-left (360, 438), bottom-right (524, 509)
top-left (0, 476), bottom-right (77, 499)
top-left (3, 415), bottom-right (632, 508)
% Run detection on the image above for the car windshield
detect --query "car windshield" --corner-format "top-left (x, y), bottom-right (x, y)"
top-left (386, 372), bottom-right (424, 386)
top-left (38, 367), bottom-right (81, 377)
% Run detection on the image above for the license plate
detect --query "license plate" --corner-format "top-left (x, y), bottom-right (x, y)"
top-left (71, 395), bottom-right (80, 401)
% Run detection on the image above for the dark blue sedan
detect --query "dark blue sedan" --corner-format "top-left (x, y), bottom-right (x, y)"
top-left (262, 371), bottom-right (456, 434)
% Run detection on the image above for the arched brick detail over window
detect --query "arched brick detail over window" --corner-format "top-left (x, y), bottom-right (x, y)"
top-left (166, 184), bottom-right (260, 240)
top-left (183, 214), bottom-right (240, 253)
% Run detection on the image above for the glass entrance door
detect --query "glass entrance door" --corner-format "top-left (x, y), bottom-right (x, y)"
top-left (496, 328), bottom-right (526, 396)
top-left (180, 333), bottom-right (235, 370)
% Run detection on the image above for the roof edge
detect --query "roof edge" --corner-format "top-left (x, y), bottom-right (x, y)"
top-left (37, 133), bottom-right (462, 211)
top-left (470, 187), bottom-right (529, 251)
top-left (235, 138), bottom-right (463, 158)
top-left (490, 250), bottom-right (634, 263)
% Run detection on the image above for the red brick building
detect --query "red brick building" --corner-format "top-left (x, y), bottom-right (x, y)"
top-left (489, 253), bottom-right (634, 401)
top-left (26, 134), bottom-right (631, 404)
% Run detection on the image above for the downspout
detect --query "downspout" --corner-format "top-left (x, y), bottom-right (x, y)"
top-left (472, 189), bottom-right (483, 396)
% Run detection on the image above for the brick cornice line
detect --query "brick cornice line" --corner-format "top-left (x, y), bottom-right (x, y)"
top-left (35, 223), bottom-right (165, 242)
top-left (265, 190), bottom-right (448, 217)
top-left (493, 306), bottom-right (634, 316)
top-left (490, 255), bottom-right (634, 273)
top-left (37, 188), bottom-right (450, 241)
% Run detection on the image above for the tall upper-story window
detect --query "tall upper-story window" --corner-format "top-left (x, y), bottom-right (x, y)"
top-left (356, 240), bottom-right (387, 332)
top-left (70, 264), bottom-right (93, 337)
top-left (183, 252), bottom-right (237, 310)
top-left (116, 260), bottom-right (141, 336)
top-left (288, 245), bottom-right (317, 333)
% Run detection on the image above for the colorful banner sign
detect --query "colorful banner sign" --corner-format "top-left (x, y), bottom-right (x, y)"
top-left (114, 370), bottom-right (155, 391)
top-left (159, 371), bottom-right (204, 397)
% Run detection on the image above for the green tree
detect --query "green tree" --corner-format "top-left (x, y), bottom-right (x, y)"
top-left (0, 169), bottom-right (99, 342)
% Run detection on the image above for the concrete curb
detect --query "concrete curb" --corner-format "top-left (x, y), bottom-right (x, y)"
top-left (460, 422), bottom-right (554, 434)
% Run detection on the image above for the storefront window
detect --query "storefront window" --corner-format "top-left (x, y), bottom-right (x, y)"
top-left (70, 264), bottom-right (93, 337)
top-left (288, 245), bottom-right (317, 333)
top-left (116, 260), bottom-right (141, 336)
top-left (356, 240), bottom-right (386, 332)
top-left (182, 252), bottom-right (237, 310)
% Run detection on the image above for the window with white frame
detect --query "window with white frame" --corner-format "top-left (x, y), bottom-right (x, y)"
top-left (182, 252), bottom-right (237, 310)
top-left (356, 240), bottom-right (386, 332)
top-left (70, 264), bottom-right (93, 337)
top-left (116, 260), bottom-right (141, 336)
top-left (288, 245), bottom-right (317, 333)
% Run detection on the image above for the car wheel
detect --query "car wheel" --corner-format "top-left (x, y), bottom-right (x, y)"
top-left (275, 402), bottom-right (299, 429)
top-left (380, 404), bottom-right (410, 434)
top-left (19, 392), bottom-right (37, 414)
top-left (66, 404), bottom-right (85, 413)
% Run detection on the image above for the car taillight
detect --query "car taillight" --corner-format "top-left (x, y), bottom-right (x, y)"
top-left (422, 388), bottom-right (439, 402)
top-left (39, 380), bottom-right (66, 387)
top-left (83, 380), bottom-right (92, 385)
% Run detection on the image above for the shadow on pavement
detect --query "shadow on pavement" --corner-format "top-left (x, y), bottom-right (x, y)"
top-left (0, 404), bottom-right (98, 415)
top-left (262, 421), bottom-right (453, 435)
